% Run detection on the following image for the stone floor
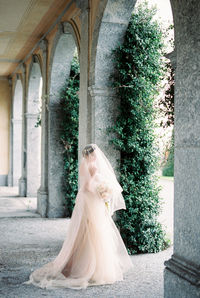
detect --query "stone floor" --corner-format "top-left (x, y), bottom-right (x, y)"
top-left (0, 179), bottom-right (174, 298)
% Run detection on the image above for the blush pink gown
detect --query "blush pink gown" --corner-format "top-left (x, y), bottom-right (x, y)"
top-left (24, 146), bottom-right (133, 290)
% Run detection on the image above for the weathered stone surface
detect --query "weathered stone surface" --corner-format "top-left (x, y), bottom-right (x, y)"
top-left (46, 30), bottom-right (76, 218)
top-left (12, 80), bottom-right (23, 186)
top-left (26, 61), bottom-right (42, 197)
top-left (89, 86), bottom-right (120, 170)
top-left (164, 267), bottom-right (200, 298)
top-left (26, 114), bottom-right (41, 197)
top-left (37, 188), bottom-right (48, 218)
top-left (164, 1), bottom-right (200, 296)
top-left (19, 64), bottom-right (27, 197)
top-left (12, 119), bottom-right (22, 186)
top-left (36, 40), bottom-right (48, 217)
top-left (78, 5), bottom-right (91, 162)
top-left (47, 106), bottom-right (65, 218)
top-left (174, 147), bottom-right (200, 265)
top-left (86, 0), bottom-right (136, 170)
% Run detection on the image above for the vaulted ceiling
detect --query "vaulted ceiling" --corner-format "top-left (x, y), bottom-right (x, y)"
top-left (0, 0), bottom-right (74, 76)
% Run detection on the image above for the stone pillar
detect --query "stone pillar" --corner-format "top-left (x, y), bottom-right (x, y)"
top-left (7, 78), bottom-right (13, 187)
top-left (26, 58), bottom-right (42, 197)
top-left (164, 1), bottom-right (200, 297)
top-left (26, 113), bottom-right (41, 197)
top-left (88, 86), bottom-right (119, 169)
top-left (78, 0), bottom-right (91, 161)
top-left (47, 105), bottom-right (65, 218)
top-left (12, 118), bottom-right (22, 186)
top-left (37, 40), bottom-right (48, 217)
top-left (19, 65), bottom-right (27, 196)
top-left (46, 27), bottom-right (76, 217)
top-left (87, 0), bottom-right (136, 167)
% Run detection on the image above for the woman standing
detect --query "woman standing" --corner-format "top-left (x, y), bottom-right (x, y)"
top-left (24, 144), bottom-right (133, 289)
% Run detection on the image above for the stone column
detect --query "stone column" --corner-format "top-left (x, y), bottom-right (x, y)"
top-left (47, 104), bottom-right (65, 218)
top-left (87, 0), bottom-right (135, 166)
top-left (46, 27), bottom-right (76, 217)
top-left (88, 86), bottom-right (119, 169)
top-left (164, 1), bottom-right (200, 297)
top-left (37, 40), bottom-right (48, 217)
top-left (7, 78), bottom-right (13, 187)
top-left (19, 65), bottom-right (27, 197)
top-left (26, 112), bottom-right (41, 197)
top-left (78, 0), bottom-right (91, 162)
top-left (12, 118), bottom-right (22, 186)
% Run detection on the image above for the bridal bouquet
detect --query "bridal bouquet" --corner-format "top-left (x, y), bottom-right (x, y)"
top-left (96, 182), bottom-right (112, 209)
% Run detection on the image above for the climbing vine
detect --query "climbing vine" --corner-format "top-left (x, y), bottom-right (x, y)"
top-left (60, 56), bottom-right (80, 217)
top-left (110, 3), bottom-right (168, 254)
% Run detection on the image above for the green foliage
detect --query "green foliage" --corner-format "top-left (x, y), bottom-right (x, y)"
top-left (159, 61), bottom-right (174, 128)
top-left (159, 50), bottom-right (174, 177)
top-left (35, 108), bottom-right (41, 127)
top-left (110, 3), bottom-right (167, 254)
top-left (162, 130), bottom-right (174, 177)
top-left (60, 56), bottom-right (80, 217)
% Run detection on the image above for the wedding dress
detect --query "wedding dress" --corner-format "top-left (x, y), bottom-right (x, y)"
top-left (24, 144), bottom-right (133, 290)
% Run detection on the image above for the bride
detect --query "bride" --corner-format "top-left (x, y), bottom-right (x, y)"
top-left (24, 144), bottom-right (133, 289)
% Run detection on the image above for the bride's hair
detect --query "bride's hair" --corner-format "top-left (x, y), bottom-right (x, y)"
top-left (82, 144), bottom-right (96, 157)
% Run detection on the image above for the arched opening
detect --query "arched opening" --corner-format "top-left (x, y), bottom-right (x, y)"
top-left (12, 79), bottom-right (23, 187)
top-left (26, 59), bottom-right (42, 197)
top-left (88, 0), bottom-right (179, 296)
top-left (39, 24), bottom-right (79, 218)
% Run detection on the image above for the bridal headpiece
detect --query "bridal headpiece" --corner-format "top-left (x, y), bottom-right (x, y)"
top-left (82, 144), bottom-right (96, 157)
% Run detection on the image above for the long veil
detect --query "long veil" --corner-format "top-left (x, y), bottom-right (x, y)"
top-left (86, 144), bottom-right (126, 216)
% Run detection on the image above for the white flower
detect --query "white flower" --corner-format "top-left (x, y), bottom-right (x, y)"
top-left (96, 182), bottom-right (112, 201)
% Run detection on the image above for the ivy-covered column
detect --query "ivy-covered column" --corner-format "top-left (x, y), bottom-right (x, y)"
top-left (164, 1), bottom-right (200, 297)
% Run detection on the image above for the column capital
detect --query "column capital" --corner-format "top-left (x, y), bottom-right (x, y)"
top-left (48, 104), bottom-right (63, 112)
top-left (88, 85), bottom-right (116, 98)
top-left (12, 118), bottom-right (22, 124)
top-left (25, 113), bottom-right (38, 119)
top-left (165, 254), bottom-right (200, 286)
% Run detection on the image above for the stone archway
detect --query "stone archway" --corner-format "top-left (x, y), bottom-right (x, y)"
top-left (12, 78), bottom-right (23, 186)
top-left (37, 23), bottom-right (79, 218)
top-left (86, 0), bottom-right (199, 297)
top-left (26, 57), bottom-right (42, 197)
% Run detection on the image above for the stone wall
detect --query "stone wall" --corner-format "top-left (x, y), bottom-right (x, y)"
top-left (164, 1), bottom-right (200, 297)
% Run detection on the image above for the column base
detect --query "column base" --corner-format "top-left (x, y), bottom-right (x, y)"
top-left (47, 204), bottom-right (65, 218)
top-left (164, 255), bottom-right (200, 298)
top-left (37, 188), bottom-right (48, 218)
top-left (19, 177), bottom-right (26, 197)
top-left (7, 172), bottom-right (13, 186)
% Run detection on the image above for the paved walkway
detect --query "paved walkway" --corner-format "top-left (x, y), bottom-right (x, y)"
top-left (0, 180), bottom-right (174, 298)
